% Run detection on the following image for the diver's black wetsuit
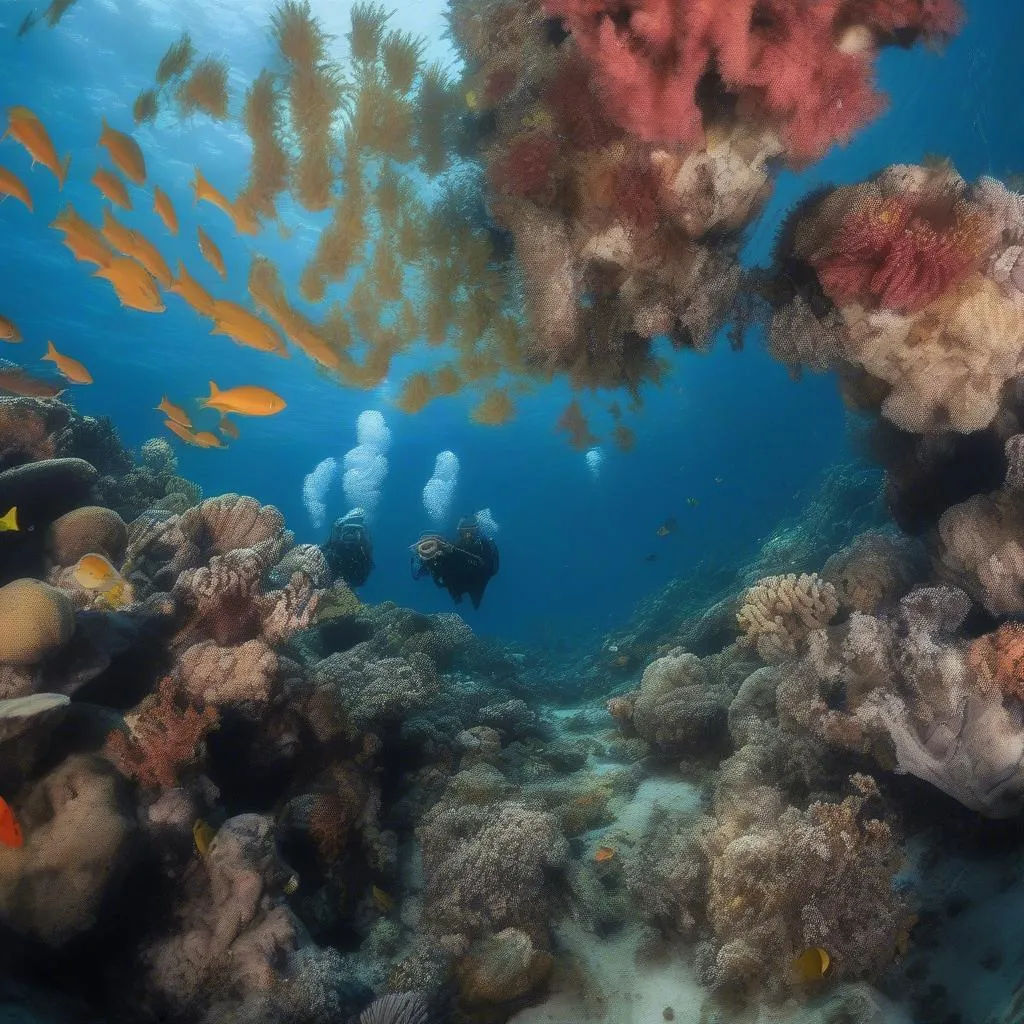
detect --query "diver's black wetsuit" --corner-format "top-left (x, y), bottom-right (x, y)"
top-left (322, 510), bottom-right (374, 588)
top-left (411, 517), bottom-right (499, 609)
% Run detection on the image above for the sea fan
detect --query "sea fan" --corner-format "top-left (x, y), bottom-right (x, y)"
top-left (359, 992), bottom-right (430, 1024)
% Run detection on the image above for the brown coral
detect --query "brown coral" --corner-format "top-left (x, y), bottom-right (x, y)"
top-left (47, 505), bottom-right (127, 567)
top-left (736, 573), bottom-right (838, 661)
top-left (178, 638), bottom-right (280, 708)
top-left (0, 579), bottom-right (75, 666)
top-left (967, 624), bottom-right (1024, 700)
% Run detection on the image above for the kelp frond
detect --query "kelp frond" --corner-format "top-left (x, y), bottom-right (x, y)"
top-left (156, 32), bottom-right (194, 85)
top-left (381, 29), bottom-right (425, 94)
top-left (271, 0), bottom-right (328, 67)
top-left (133, 88), bottom-right (159, 124)
top-left (348, 2), bottom-right (390, 63)
top-left (176, 56), bottom-right (230, 120)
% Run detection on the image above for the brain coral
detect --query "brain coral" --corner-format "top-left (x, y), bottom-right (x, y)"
top-left (736, 573), bottom-right (838, 660)
top-left (630, 650), bottom-right (732, 755)
top-left (0, 579), bottom-right (75, 665)
top-left (47, 505), bottom-right (128, 566)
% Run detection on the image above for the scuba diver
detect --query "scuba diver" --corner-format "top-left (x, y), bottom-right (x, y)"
top-left (322, 507), bottom-right (374, 587)
top-left (411, 514), bottom-right (499, 609)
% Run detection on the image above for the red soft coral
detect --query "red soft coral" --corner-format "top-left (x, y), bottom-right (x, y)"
top-left (813, 193), bottom-right (993, 314)
top-left (489, 131), bottom-right (560, 201)
top-left (543, 0), bottom-right (962, 162)
top-left (105, 676), bottom-right (219, 789)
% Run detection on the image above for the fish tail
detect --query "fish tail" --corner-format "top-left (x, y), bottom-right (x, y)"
top-left (58, 153), bottom-right (70, 190)
top-left (0, 507), bottom-right (17, 531)
top-left (42, 340), bottom-right (56, 360)
top-left (191, 167), bottom-right (201, 203)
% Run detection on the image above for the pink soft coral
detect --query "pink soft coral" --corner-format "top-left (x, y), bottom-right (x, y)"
top-left (543, 0), bottom-right (961, 162)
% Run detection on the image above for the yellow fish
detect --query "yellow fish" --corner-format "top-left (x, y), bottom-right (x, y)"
top-left (209, 300), bottom-right (287, 356)
top-left (0, 507), bottom-right (18, 532)
top-left (72, 552), bottom-right (133, 606)
top-left (193, 818), bottom-right (216, 858)
top-left (202, 380), bottom-right (286, 417)
top-left (152, 185), bottom-right (178, 235)
top-left (42, 340), bottom-right (92, 384)
top-left (168, 262), bottom-right (215, 318)
top-left (155, 396), bottom-right (191, 429)
top-left (371, 884), bottom-right (393, 912)
top-left (99, 117), bottom-right (146, 185)
top-left (197, 225), bottom-right (226, 278)
top-left (792, 947), bottom-right (830, 983)
top-left (0, 315), bottom-right (21, 343)
top-left (283, 874), bottom-right (299, 895)
top-left (91, 167), bottom-right (132, 210)
top-left (3, 106), bottom-right (70, 188)
top-left (93, 257), bottom-right (164, 313)
top-left (0, 166), bottom-right (32, 211)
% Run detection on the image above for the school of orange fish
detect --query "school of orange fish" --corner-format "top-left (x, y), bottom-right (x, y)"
top-left (0, 104), bottom-right (292, 449)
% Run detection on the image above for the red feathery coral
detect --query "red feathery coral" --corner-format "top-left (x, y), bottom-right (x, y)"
top-left (812, 194), bottom-right (993, 314)
top-left (105, 676), bottom-right (218, 789)
top-left (488, 131), bottom-right (560, 201)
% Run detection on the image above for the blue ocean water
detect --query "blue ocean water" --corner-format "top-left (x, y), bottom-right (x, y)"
top-left (0, 0), bottom-right (1019, 647)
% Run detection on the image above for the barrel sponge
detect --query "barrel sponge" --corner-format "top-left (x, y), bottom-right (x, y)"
top-left (0, 580), bottom-right (75, 665)
top-left (47, 505), bottom-right (128, 567)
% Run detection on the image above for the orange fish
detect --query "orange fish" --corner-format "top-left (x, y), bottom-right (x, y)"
top-left (91, 167), bottom-right (132, 210)
top-left (153, 185), bottom-right (178, 235)
top-left (191, 167), bottom-right (247, 230)
top-left (99, 117), bottom-right (146, 185)
top-left (0, 166), bottom-right (32, 211)
top-left (0, 315), bottom-right (20, 343)
top-left (73, 552), bottom-right (132, 607)
top-left (3, 106), bottom-right (70, 188)
top-left (202, 381), bottom-right (286, 416)
top-left (218, 415), bottom-right (240, 440)
top-left (42, 340), bottom-right (92, 384)
top-left (168, 261), bottom-right (215, 317)
top-left (121, 229), bottom-right (172, 287)
top-left (277, 310), bottom-right (341, 371)
top-left (0, 796), bottom-right (23, 849)
top-left (93, 257), bottom-right (165, 313)
top-left (193, 430), bottom-right (226, 449)
top-left (98, 209), bottom-right (170, 285)
top-left (156, 396), bottom-right (192, 428)
top-left (594, 846), bottom-right (615, 863)
top-left (197, 225), bottom-right (226, 278)
top-left (231, 196), bottom-right (260, 236)
top-left (52, 205), bottom-right (115, 268)
top-left (163, 418), bottom-right (203, 446)
top-left (209, 299), bottom-right (287, 356)
top-left (0, 364), bottom-right (63, 398)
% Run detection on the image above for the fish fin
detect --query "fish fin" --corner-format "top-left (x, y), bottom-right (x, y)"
top-left (58, 154), bottom-right (70, 190)
top-left (208, 380), bottom-right (220, 398)
top-left (191, 167), bottom-right (202, 203)
top-left (0, 507), bottom-right (17, 531)
top-left (42, 340), bottom-right (56, 360)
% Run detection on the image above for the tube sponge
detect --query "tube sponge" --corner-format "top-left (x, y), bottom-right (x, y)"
top-left (423, 450), bottom-right (459, 524)
top-left (302, 457), bottom-right (338, 532)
